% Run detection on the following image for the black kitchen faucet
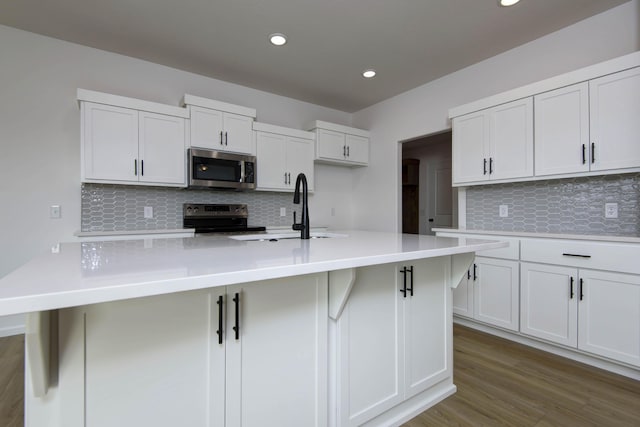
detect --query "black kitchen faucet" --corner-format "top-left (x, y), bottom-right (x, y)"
top-left (292, 173), bottom-right (310, 239)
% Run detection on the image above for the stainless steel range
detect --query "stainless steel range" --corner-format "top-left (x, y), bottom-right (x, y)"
top-left (183, 203), bottom-right (266, 234)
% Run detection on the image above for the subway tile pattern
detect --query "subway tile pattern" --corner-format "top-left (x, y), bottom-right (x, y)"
top-left (466, 173), bottom-right (640, 237)
top-left (81, 184), bottom-right (297, 231)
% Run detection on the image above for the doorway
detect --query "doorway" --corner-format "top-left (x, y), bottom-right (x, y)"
top-left (401, 131), bottom-right (457, 235)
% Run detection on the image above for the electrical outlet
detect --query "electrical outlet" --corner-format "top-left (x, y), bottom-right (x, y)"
top-left (280, 207), bottom-right (286, 217)
top-left (144, 206), bottom-right (153, 219)
top-left (499, 205), bottom-right (509, 218)
top-left (50, 205), bottom-right (61, 219)
top-left (605, 203), bottom-right (618, 219)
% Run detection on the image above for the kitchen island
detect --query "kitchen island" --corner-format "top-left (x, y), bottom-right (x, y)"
top-left (0, 230), bottom-right (506, 427)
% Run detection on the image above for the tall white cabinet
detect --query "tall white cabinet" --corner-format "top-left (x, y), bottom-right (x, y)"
top-left (335, 258), bottom-right (450, 426)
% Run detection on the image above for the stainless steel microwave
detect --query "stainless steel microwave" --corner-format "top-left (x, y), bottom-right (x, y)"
top-left (188, 148), bottom-right (256, 190)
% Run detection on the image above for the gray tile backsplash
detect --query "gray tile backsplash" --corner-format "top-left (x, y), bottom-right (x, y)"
top-left (81, 184), bottom-right (297, 231)
top-left (466, 173), bottom-right (640, 236)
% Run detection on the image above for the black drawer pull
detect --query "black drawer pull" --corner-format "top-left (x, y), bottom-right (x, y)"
top-left (473, 263), bottom-right (478, 281)
top-left (591, 142), bottom-right (595, 164)
top-left (407, 266), bottom-right (414, 297)
top-left (579, 278), bottom-right (584, 301)
top-left (399, 267), bottom-right (407, 298)
top-left (582, 144), bottom-right (586, 164)
top-left (562, 253), bottom-right (591, 258)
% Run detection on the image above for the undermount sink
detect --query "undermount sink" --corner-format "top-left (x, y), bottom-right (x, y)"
top-left (229, 232), bottom-right (348, 241)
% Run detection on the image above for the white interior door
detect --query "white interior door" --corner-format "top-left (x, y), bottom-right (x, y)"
top-left (426, 160), bottom-right (453, 235)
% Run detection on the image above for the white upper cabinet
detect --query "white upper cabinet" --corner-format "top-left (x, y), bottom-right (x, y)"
top-left (452, 98), bottom-right (533, 185)
top-left (183, 94), bottom-right (256, 155)
top-left (534, 83), bottom-right (590, 176)
top-left (589, 66), bottom-right (640, 172)
top-left (138, 111), bottom-right (186, 185)
top-left (254, 123), bottom-right (314, 192)
top-left (450, 52), bottom-right (640, 186)
top-left (308, 121), bottom-right (369, 166)
top-left (79, 90), bottom-right (188, 187)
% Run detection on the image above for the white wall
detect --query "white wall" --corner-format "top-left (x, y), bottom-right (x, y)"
top-left (351, 0), bottom-right (640, 232)
top-left (0, 25), bottom-right (355, 333)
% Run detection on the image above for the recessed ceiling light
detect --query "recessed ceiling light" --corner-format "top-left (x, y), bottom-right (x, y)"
top-left (499, 0), bottom-right (520, 6)
top-left (362, 69), bottom-right (376, 78)
top-left (269, 33), bottom-right (287, 46)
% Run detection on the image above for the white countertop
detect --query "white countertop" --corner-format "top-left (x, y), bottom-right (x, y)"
top-left (0, 230), bottom-right (505, 316)
top-left (74, 229), bottom-right (195, 237)
top-left (433, 228), bottom-right (640, 244)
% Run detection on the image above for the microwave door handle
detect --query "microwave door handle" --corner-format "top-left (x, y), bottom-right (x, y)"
top-left (239, 161), bottom-right (244, 183)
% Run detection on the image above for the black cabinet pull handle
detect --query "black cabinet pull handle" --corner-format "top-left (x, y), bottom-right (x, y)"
top-left (467, 269), bottom-right (471, 280)
top-left (399, 267), bottom-right (407, 298)
top-left (591, 142), bottom-right (595, 164)
top-left (220, 131), bottom-right (224, 145)
top-left (225, 131), bottom-right (228, 146)
top-left (483, 158), bottom-right (487, 175)
top-left (284, 172), bottom-right (288, 184)
top-left (347, 146), bottom-right (350, 157)
top-left (489, 157), bottom-right (493, 174)
top-left (134, 159), bottom-right (137, 176)
top-left (569, 277), bottom-right (574, 299)
top-left (579, 278), bottom-right (584, 301)
top-left (582, 144), bottom-right (586, 164)
top-left (216, 295), bottom-right (224, 344)
top-left (562, 253), bottom-right (591, 258)
top-left (232, 292), bottom-right (240, 340)
top-left (473, 263), bottom-right (478, 281)
top-left (408, 266), bottom-right (414, 297)
top-left (141, 160), bottom-right (144, 176)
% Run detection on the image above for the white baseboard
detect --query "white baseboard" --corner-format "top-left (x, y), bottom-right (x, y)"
top-left (0, 314), bottom-right (26, 337)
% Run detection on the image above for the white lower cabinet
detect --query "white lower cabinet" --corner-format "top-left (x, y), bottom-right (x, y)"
top-left (452, 266), bottom-right (473, 319)
top-left (65, 273), bottom-right (328, 427)
top-left (336, 258), bottom-right (449, 426)
top-left (473, 257), bottom-right (519, 331)
top-left (521, 263), bottom-right (640, 367)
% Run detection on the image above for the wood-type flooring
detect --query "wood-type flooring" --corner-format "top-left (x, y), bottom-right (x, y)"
top-left (403, 324), bottom-right (640, 427)
top-left (1, 325), bottom-right (638, 426)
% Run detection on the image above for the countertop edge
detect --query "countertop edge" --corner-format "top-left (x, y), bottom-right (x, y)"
top-left (433, 228), bottom-right (640, 244)
top-left (0, 238), bottom-right (506, 317)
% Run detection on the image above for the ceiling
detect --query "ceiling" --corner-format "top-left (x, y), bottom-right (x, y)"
top-left (0, 0), bottom-right (630, 112)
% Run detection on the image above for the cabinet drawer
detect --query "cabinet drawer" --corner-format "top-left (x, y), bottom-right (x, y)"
top-left (520, 238), bottom-right (640, 275)
top-left (436, 233), bottom-right (519, 260)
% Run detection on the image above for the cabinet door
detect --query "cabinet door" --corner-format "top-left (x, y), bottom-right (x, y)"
top-left (452, 112), bottom-right (488, 184)
top-left (590, 67), bottom-right (640, 172)
top-left (256, 131), bottom-right (287, 190)
top-left (345, 134), bottom-right (369, 165)
top-left (578, 270), bottom-right (640, 367)
top-left (82, 102), bottom-right (138, 182)
top-left (83, 289), bottom-right (225, 427)
top-left (226, 274), bottom-right (328, 427)
top-left (534, 83), bottom-right (590, 176)
top-left (452, 268), bottom-right (474, 319)
top-left (316, 128), bottom-right (346, 161)
top-left (286, 136), bottom-right (315, 191)
top-left (520, 263), bottom-right (578, 347)
top-left (222, 112), bottom-right (254, 154)
top-left (473, 257), bottom-right (519, 331)
top-left (338, 263), bottom-right (403, 427)
top-left (138, 111), bottom-right (186, 185)
top-left (189, 105), bottom-right (224, 150)
top-left (402, 258), bottom-right (450, 399)
top-left (489, 97), bottom-right (533, 181)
